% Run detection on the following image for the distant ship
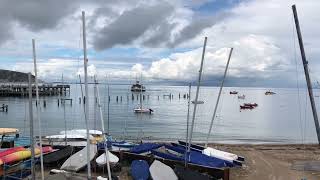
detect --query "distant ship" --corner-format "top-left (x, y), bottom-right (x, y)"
top-left (131, 81), bottom-right (146, 92)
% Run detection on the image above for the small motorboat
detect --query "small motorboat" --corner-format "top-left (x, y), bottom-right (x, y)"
top-left (131, 160), bottom-right (150, 180)
top-left (240, 105), bottom-right (254, 110)
top-left (244, 103), bottom-right (258, 107)
top-left (229, 91), bottom-right (238, 94)
top-left (238, 95), bottom-right (245, 99)
top-left (265, 90), bottom-right (276, 95)
top-left (134, 107), bottom-right (154, 114)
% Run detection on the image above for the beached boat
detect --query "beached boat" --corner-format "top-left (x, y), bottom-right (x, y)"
top-left (178, 141), bottom-right (244, 162)
top-left (43, 146), bottom-right (74, 165)
top-left (96, 151), bottom-right (119, 166)
top-left (0, 146), bottom-right (52, 165)
top-left (150, 160), bottom-right (178, 180)
top-left (131, 160), bottom-right (150, 180)
top-left (229, 91), bottom-right (238, 94)
top-left (174, 165), bottom-right (213, 180)
top-left (60, 144), bottom-right (97, 172)
top-left (238, 95), bottom-right (245, 99)
top-left (151, 145), bottom-right (234, 168)
top-left (131, 81), bottom-right (146, 92)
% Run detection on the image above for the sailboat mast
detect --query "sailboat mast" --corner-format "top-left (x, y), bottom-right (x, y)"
top-left (95, 77), bottom-right (112, 180)
top-left (187, 37), bottom-right (207, 153)
top-left (184, 83), bottom-right (191, 167)
top-left (292, 5), bottom-right (320, 144)
top-left (32, 39), bottom-right (44, 180)
top-left (82, 11), bottom-right (91, 178)
top-left (28, 73), bottom-right (35, 180)
top-left (205, 48), bottom-right (233, 147)
top-left (62, 73), bottom-right (67, 146)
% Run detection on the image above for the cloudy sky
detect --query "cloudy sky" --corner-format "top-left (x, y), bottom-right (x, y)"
top-left (0, 0), bottom-right (319, 87)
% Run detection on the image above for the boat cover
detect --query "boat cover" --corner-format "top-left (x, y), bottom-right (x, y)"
top-left (130, 143), bottom-right (163, 154)
top-left (43, 146), bottom-right (74, 164)
top-left (131, 160), bottom-right (150, 180)
top-left (150, 160), bottom-right (178, 180)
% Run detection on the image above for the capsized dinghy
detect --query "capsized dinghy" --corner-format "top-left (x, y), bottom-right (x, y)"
top-left (149, 160), bottom-right (178, 180)
top-left (96, 151), bottom-right (119, 166)
top-left (60, 144), bottom-right (97, 172)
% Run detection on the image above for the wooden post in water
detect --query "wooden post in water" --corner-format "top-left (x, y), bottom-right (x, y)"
top-left (205, 48), bottom-right (233, 147)
top-left (292, 5), bottom-right (320, 144)
top-left (187, 37), bottom-right (207, 154)
top-left (28, 73), bottom-right (35, 180)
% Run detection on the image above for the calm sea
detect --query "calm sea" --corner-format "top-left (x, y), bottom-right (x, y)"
top-left (0, 84), bottom-right (318, 144)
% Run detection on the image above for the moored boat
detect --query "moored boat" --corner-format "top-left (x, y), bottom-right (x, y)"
top-left (134, 108), bottom-right (154, 114)
top-left (131, 81), bottom-right (146, 92)
top-left (265, 90), bottom-right (276, 95)
top-left (229, 91), bottom-right (238, 94)
top-left (243, 103), bottom-right (258, 107)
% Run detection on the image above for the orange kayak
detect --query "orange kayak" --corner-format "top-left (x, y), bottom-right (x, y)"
top-left (0, 146), bottom-right (53, 165)
top-left (0, 147), bottom-right (25, 158)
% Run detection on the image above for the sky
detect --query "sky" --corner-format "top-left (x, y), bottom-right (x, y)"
top-left (0, 0), bottom-right (319, 87)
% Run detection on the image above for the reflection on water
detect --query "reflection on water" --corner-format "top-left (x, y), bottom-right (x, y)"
top-left (0, 84), bottom-right (318, 144)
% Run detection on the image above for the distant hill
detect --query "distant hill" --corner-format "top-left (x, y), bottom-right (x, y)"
top-left (0, 69), bottom-right (38, 83)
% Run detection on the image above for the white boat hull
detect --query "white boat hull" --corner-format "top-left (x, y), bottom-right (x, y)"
top-left (96, 151), bottom-right (119, 166)
top-left (60, 144), bottom-right (97, 172)
top-left (150, 160), bottom-right (178, 180)
top-left (202, 147), bottom-right (238, 162)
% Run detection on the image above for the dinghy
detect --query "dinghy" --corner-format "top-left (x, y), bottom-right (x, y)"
top-left (174, 165), bottom-right (214, 180)
top-left (149, 160), bottom-right (178, 180)
top-left (130, 143), bottom-right (163, 154)
top-left (178, 141), bottom-right (244, 162)
top-left (111, 141), bottom-right (136, 151)
top-left (134, 108), bottom-right (153, 114)
top-left (96, 151), bottom-right (119, 166)
top-left (131, 160), bottom-right (150, 180)
top-left (60, 144), bottom-right (97, 172)
top-left (43, 146), bottom-right (74, 164)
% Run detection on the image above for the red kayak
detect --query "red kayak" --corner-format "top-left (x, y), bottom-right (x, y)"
top-left (0, 147), bottom-right (25, 158)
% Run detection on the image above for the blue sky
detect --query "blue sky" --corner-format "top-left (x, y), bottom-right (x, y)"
top-left (0, 0), bottom-right (319, 87)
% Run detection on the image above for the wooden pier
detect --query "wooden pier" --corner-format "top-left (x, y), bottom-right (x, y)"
top-left (0, 84), bottom-right (70, 97)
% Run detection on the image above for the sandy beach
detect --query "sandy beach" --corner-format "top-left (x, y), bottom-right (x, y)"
top-left (213, 144), bottom-right (320, 180)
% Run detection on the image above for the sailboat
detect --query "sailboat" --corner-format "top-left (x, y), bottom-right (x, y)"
top-left (134, 78), bottom-right (153, 114)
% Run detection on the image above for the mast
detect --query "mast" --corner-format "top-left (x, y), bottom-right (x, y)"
top-left (205, 48), bottom-right (233, 147)
top-left (292, 5), bottom-right (320, 144)
top-left (32, 39), bottom-right (44, 180)
top-left (187, 37), bottom-right (207, 154)
top-left (62, 73), bottom-right (67, 146)
top-left (107, 85), bottom-right (110, 134)
top-left (82, 11), bottom-right (92, 178)
top-left (184, 83), bottom-right (191, 167)
top-left (28, 73), bottom-right (35, 180)
top-left (95, 76), bottom-right (112, 180)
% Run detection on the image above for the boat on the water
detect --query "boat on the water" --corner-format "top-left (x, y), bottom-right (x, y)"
top-left (240, 105), bottom-right (254, 109)
top-left (265, 90), bottom-right (276, 95)
top-left (149, 160), bottom-right (178, 180)
top-left (229, 91), bottom-right (238, 94)
top-left (131, 160), bottom-right (150, 180)
top-left (134, 108), bottom-right (154, 114)
top-left (131, 81), bottom-right (146, 92)
top-left (244, 103), bottom-right (258, 107)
